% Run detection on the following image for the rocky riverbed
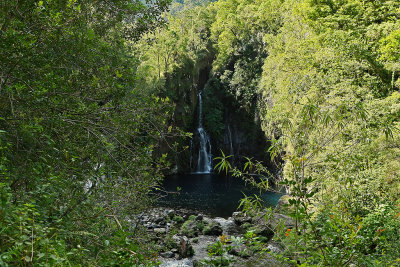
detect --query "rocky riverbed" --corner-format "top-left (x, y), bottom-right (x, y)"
top-left (136, 195), bottom-right (294, 266)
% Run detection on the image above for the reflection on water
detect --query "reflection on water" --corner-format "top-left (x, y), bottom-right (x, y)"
top-left (158, 173), bottom-right (283, 218)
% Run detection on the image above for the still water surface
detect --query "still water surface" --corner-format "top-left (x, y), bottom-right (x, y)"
top-left (158, 173), bottom-right (283, 218)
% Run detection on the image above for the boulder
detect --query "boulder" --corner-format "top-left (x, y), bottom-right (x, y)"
top-left (181, 219), bottom-right (200, 237)
top-left (250, 214), bottom-right (274, 238)
top-left (172, 235), bottom-right (193, 258)
top-left (146, 223), bottom-right (158, 229)
top-left (154, 227), bottom-right (167, 234)
top-left (275, 195), bottom-right (295, 214)
top-left (268, 213), bottom-right (296, 230)
top-left (155, 217), bottom-right (167, 225)
top-left (159, 258), bottom-right (193, 267)
top-left (202, 222), bottom-right (223, 236)
top-left (167, 209), bottom-right (175, 219)
top-left (213, 217), bottom-right (241, 235)
top-left (229, 243), bottom-right (251, 258)
top-left (190, 236), bottom-right (216, 264)
top-left (232, 253), bottom-right (288, 267)
top-left (267, 242), bottom-right (284, 254)
top-left (160, 251), bottom-right (175, 258)
top-left (232, 211), bottom-right (252, 225)
top-left (250, 213), bottom-right (295, 238)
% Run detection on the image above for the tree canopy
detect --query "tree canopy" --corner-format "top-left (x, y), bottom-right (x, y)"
top-left (136, 0), bottom-right (399, 264)
top-left (1, 0), bottom-right (174, 265)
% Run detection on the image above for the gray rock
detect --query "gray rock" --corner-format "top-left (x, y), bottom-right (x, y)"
top-left (251, 212), bottom-right (295, 238)
top-left (202, 222), bottom-right (223, 236)
top-left (190, 236), bottom-right (217, 263)
top-left (267, 242), bottom-right (284, 254)
top-left (147, 223), bottom-right (157, 229)
top-left (213, 217), bottom-right (241, 235)
top-left (232, 253), bottom-right (288, 267)
top-left (181, 219), bottom-right (200, 237)
top-left (167, 209), bottom-right (175, 218)
top-left (229, 244), bottom-right (251, 258)
top-left (155, 217), bottom-right (167, 225)
top-left (154, 227), bottom-right (167, 234)
top-left (195, 214), bottom-right (203, 221)
top-left (269, 213), bottom-right (296, 230)
top-left (158, 258), bottom-right (193, 267)
top-left (232, 211), bottom-right (252, 225)
top-left (161, 251), bottom-right (175, 258)
top-left (172, 235), bottom-right (193, 258)
top-left (250, 215), bottom-right (274, 238)
top-left (275, 195), bottom-right (294, 214)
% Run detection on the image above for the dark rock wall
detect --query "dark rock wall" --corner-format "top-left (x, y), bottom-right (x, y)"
top-left (162, 64), bottom-right (272, 174)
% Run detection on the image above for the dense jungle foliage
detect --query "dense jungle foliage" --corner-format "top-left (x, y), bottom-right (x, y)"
top-left (137, 0), bottom-right (400, 265)
top-left (0, 0), bottom-right (175, 265)
top-left (1, 0), bottom-right (399, 266)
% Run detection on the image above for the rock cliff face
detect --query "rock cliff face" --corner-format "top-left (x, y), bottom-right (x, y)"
top-left (156, 58), bottom-right (269, 176)
top-left (217, 107), bottom-right (269, 170)
top-left (166, 65), bottom-right (271, 174)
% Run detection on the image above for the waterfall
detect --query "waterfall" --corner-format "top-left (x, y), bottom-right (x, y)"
top-left (227, 125), bottom-right (234, 157)
top-left (192, 91), bottom-right (212, 173)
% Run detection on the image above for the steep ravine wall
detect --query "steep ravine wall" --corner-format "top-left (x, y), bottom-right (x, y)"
top-left (164, 65), bottom-right (272, 174)
top-left (218, 109), bottom-right (270, 169)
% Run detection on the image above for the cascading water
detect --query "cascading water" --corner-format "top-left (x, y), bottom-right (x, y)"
top-left (191, 91), bottom-right (212, 173)
top-left (227, 125), bottom-right (234, 157)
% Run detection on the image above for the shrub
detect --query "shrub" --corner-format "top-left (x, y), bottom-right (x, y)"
top-left (173, 216), bottom-right (184, 223)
